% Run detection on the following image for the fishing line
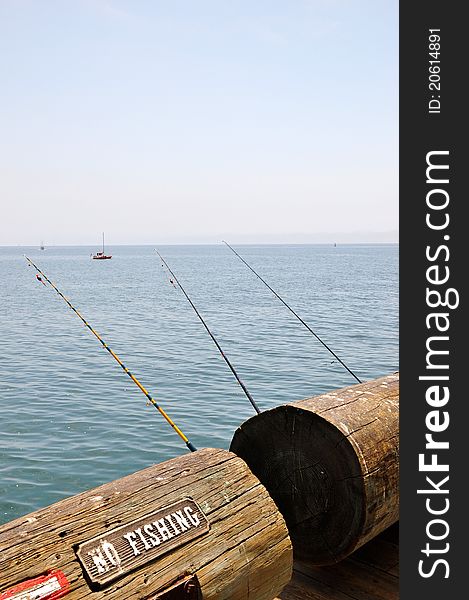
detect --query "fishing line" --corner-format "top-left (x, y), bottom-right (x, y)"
top-left (25, 256), bottom-right (197, 452)
top-left (156, 250), bottom-right (261, 414)
top-left (222, 241), bottom-right (362, 384)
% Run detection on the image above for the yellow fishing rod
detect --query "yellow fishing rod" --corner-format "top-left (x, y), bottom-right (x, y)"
top-left (25, 256), bottom-right (197, 452)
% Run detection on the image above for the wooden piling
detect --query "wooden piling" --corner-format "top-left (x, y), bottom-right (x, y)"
top-left (230, 373), bottom-right (399, 565)
top-left (0, 448), bottom-right (292, 599)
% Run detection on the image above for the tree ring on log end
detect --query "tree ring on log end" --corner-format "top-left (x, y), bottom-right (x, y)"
top-left (230, 405), bottom-right (366, 565)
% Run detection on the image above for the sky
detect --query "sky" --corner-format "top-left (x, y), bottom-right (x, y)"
top-left (0, 0), bottom-right (398, 245)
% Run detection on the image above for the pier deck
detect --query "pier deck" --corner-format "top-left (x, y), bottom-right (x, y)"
top-left (277, 523), bottom-right (399, 600)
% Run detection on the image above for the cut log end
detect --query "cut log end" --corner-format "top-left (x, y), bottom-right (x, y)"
top-left (231, 406), bottom-right (365, 564)
top-left (230, 373), bottom-right (399, 565)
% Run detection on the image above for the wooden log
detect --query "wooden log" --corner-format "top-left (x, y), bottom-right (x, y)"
top-left (230, 373), bottom-right (399, 565)
top-left (0, 448), bottom-right (292, 600)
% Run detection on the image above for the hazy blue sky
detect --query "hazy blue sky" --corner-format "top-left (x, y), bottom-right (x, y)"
top-left (0, 0), bottom-right (397, 245)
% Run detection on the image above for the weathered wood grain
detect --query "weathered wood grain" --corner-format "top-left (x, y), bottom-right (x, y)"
top-left (230, 373), bottom-right (399, 565)
top-left (0, 448), bottom-right (292, 599)
top-left (276, 524), bottom-right (399, 600)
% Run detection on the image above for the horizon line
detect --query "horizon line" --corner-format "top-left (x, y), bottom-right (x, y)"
top-left (1, 241), bottom-right (399, 248)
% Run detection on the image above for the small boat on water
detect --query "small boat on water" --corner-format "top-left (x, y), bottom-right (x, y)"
top-left (40, 241), bottom-right (45, 250)
top-left (92, 233), bottom-right (112, 260)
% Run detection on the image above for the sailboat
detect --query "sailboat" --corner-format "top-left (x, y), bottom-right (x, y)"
top-left (40, 241), bottom-right (45, 250)
top-left (92, 233), bottom-right (112, 260)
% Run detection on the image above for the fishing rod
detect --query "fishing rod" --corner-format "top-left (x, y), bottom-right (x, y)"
top-left (24, 256), bottom-right (197, 452)
top-left (222, 241), bottom-right (362, 384)
top-left (156, 250), bottom-right (261, 415)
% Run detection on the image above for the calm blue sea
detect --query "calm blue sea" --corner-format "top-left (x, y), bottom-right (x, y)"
top-left (0, 244), bottom-right (398, 524)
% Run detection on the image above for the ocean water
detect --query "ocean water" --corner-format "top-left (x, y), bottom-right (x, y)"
top-left (0, 244), bottom-right (398, 524)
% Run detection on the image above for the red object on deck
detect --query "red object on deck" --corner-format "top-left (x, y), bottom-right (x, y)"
top-left (0, 570), bottom-right (70, 599)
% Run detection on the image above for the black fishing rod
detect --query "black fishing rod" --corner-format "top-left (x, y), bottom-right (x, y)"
top-left (25, 256), bottom-right (197, 452)
top-left (156, 250), bottom-right (261, 414)
top-left (222, 241), bottom-right (362, 384)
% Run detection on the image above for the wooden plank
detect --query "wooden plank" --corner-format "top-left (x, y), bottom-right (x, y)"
top-left (277, 526), bottom-right (398, 600)
top-left (294, 559), bottom-right (397, 600)
top-left (350, 538), bottom-right (399, 575)
top-left (277, 569), bottom-right (355, 600)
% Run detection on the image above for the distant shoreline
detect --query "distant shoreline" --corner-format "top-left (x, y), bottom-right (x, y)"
top-left (1, 241), bottom-right (399, 248)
